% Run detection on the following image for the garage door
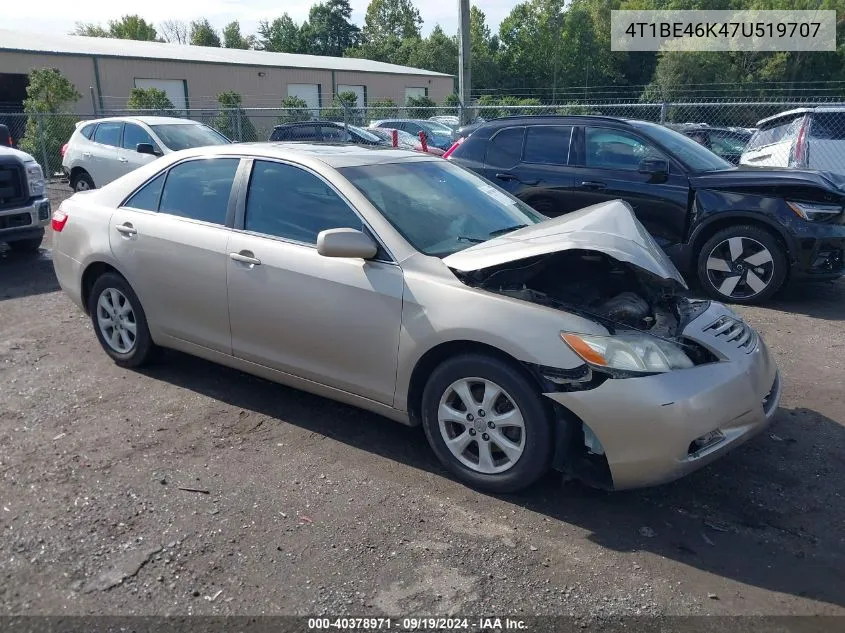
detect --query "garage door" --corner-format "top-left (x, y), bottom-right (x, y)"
top-left (288, 84), bottom-right (320, 112)
top-left (134, 79), bottom-right (187, 113)
top-left (337, 84), bottom-right (365, 108)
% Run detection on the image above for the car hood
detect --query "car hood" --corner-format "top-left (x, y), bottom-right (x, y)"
top-left (0, 145), bottom-right (37, 162)
top-left (690, 166), bottom-right (845, 193)
top-left (442, 200), bottom-right (687, 287)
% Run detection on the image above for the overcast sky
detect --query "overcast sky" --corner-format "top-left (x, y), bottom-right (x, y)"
top-left (7, 1), bottom-right (517, 40)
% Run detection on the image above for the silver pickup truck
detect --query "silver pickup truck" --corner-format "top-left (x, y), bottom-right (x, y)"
top-left (0, 145), bottom-right (51, 253)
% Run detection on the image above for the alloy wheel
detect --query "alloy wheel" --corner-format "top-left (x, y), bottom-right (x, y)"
top-left (75, 179), bottom-right (90, 192)
top-left (437, 377), bottom-right (526, 474)
top-left (705, 236), bottom-right (775, 300)
top-left (96, 288), bottom-right (137, 353)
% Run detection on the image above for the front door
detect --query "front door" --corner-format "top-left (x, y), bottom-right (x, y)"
top-left (568, 126), bottom-right (690, 247)
top-left (108, 157), bottom-right (240, 353)
top-left (227, 159), bottom-right (404, 405)
top-left (115, 122), bottom-right (159, 178)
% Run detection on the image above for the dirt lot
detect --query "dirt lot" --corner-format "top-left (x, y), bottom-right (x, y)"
top-left (1, 215), bottom-right (844, 619)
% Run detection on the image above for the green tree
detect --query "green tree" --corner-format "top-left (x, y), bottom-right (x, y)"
top-left (126, 87), bottom-right (175, 112)
top-left (324, 90), bottom-right (360, 123)
top-left (213, 91), bottom-right (257, 141)
top-left (73, 14), bottom-right (159, 40)
top-left (368, 97), bottom-right (399, 120)
top-left (190, 19), bottom-right (221, 47)
top-left (406, 94), bottom-right (435, 119)
top-left (405, 25), bottom-right (458, 76)
top-left (278, 95), bottom-right (313, 123)
top-left (19, 68), bottom-right (82, 174)
top-left (361, 0), bottom-right (422, 42)
top-left (222, 21), bottom-right (254, 49)
top-left (469, 6), bottom-right (500, 91)
top-left (442, 93), bottom-right (461, 116)
top-left (257, 15), bottom-right (305, 52)
top-left (303, 0), bottom-right (360, 56)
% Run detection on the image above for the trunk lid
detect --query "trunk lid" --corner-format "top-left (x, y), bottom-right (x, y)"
top-left (443, 200), bottom-right (687, 287)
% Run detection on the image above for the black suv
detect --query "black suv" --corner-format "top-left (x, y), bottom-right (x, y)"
top-left (270, 121), bottom-right (382, 145)
top-left (448, 115), bottom-right (845, 304)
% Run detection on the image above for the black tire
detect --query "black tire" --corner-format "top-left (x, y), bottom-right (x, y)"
top-left (87, 272), bottom-right (158, 368)
top-left (696, 224), bottom-right (788, 305)
top-left (8, 237), bottom-right (42, 253)
top-left (71, 170), bottom-right (95, 192)
top-left (421, 353), bottom-right (553, 493)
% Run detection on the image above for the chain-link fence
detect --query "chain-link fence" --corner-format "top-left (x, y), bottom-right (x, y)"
top-left (3, 97), bottom-right (844, 206)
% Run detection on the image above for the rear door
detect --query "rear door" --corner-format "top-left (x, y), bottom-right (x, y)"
top-left (89, 122), bottom-right (124, 186)
top-left (115, 122), bottom-right (159, 178)
top-left (808, 111), bottom-right (845, 174)
top-left (569, 126), bottom-right (690, 247)
top-left (108, 157), bottom-right (241, 353)
top-left (741, 112), bottom-right (806, 168)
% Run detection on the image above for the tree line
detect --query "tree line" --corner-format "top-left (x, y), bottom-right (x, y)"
top-left (72, 0), bottom-right (845, 104)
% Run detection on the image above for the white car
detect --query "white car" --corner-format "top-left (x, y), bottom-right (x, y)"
top-left (740, 107), bottom-right (845, 175)
top-left (61, 116), bottom-right (231, 192)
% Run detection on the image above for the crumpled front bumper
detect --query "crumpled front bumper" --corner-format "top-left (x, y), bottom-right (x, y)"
top-left (545, 303), bottom-right (781, 490)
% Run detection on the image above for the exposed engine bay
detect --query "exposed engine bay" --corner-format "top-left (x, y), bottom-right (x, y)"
top-left (453, 249), bottom-right (712, 346)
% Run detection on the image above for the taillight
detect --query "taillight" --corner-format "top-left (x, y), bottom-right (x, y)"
top-left (60, 143), bottom-right (68, 158)
top-left (51, 208), bottom-right (68, 232)
top-left (443, 137), bottom-right (464, 159)
top-left (790, 118), bottom-right (808, 167)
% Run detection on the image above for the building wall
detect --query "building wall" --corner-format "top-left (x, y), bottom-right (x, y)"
top-left (0, 51), bottom-right (454, 114)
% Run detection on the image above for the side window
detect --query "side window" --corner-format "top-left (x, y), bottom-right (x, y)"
top-left (809, 112), bottom-right (845, 140)
top-left (80, 123), bottom-right (96, 139)
top-left (523, 126), bottom-right (573, 165)
top-left (585, 127), bottom-right (666, 171)
top-left (245, 160), bottom-right (363, 244)
top-left (710, 131), bottom-right (748, 155)
top-left (485, 127), bottom-right (525, 169)
top-left (290, 125), bottom-right (319, 141)
top-left (124, 172), bottom-right (166, 211)
top-left (320, 125), bottom-right (347, 141)
top-left (270, 127), bottom-right (289, 141)
top-left (122, 123), bottom-right (156, 151)
top-left (93, 122), bottom-right (123, 147)
top-left (159, 158), bottom-right (239, 225)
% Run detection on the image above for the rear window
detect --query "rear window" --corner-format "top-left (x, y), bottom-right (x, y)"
top-left (747, 114), bottom-right (805, 150)
top-left (809, 112), bottom-right (845, 140)
top-left (523, 126), bottom-right (572, 165)
top-left (80, 123), bottom-right (96, 139)
top-left (93, 122), bottom-right (122, 147)
top-left (485, 127), bottom-right (525, 169)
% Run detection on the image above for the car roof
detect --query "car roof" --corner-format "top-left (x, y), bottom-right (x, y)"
top-left (179, 142), bottom-right (433, 168)
top-left (273, 121), bottom-right (343, 129)
top-left (470, 114), bottom-right (632, 133)
top-left (81, 116), bottom-right (201, 126)
top-left (756, 106), bottom-right (845, 127)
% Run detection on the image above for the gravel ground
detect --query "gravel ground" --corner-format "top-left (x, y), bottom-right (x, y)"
top-left (1, 215), bottom-right (844, 619)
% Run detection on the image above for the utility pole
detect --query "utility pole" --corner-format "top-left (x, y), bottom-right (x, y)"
top-left (458, 0), bottom-right (471, 125)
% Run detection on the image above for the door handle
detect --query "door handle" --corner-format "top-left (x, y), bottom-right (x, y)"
top-left (118, 157), bottom-right (129, 163)
top-left (496, 173), bottom-right (539, 186)
top-left (229, 251), bottom-right (261, 266)
top-left (115, 223), bottom-right (137, 236)
top-left (580, 181), bottom-right (606, 190)
top-left (82, 152), bottom-right (93, 158)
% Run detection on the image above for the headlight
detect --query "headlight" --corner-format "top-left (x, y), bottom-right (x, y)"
top-left (787, 201), bottom-right (842, 222)
top-left (25, 161), bottom-right (45, 197)
top-left (561, 332), bottom-right (694, 375)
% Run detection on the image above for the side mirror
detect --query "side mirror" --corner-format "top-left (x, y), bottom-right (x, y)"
top-left (137, 143), bottom-right (161, 156)
top-left (317, 228), bottom-right (378, 259)
top-left (638, 157), bottom-right (669, 176)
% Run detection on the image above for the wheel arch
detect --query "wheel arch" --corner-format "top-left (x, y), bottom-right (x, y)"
top-left (690, 212), bottom-right (794, 265)
top-left (80, 261), bottom-right (126, 315)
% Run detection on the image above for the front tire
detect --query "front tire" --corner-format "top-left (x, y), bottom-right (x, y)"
top-left (421, 354), bottom-right (553, 493)
top-left (697, 225), bottom-right (787, 305)
top-left (8, 237), bottom-right (42, 253)
top-left (88, 272), bottom-right (157, 368)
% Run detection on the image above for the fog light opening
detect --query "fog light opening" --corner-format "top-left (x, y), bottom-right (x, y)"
top-left (688, 429), bottom-right (726, 456)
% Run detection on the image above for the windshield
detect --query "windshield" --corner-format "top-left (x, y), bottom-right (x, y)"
top-left (631, 121), bottom-right (732, 172)
top-left (422, 120), bottom-right (455, 136)
top-left (150, 124), bottom-right (231, 151)
top-left (366, 128), bottom-right (418, 148)
top-left (340, 160), bottom-right (544, 257)
top-left (348, 125), bottom-right (381, 143)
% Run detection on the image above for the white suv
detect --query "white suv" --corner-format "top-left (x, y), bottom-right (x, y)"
top-left (62, 116), bottom-right (231, 192)
top-left (741, 107), bottom-right (845, 175)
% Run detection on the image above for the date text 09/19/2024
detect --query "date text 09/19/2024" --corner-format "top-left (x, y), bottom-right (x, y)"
top-left (307, 617), bottom-right (529, 630)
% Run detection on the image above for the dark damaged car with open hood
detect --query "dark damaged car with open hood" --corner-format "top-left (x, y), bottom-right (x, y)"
top-left (52, 144), bottom-right (780, 494)
top-left (446, 115), bottom-right (845, 304)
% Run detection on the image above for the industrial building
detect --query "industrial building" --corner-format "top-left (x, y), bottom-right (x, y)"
top-left (0, 29), bottom-right (454, 114)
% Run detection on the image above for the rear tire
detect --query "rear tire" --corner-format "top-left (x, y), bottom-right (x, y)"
top-left (696, 225), bottom-right (787, 305)
top-left (88, 272), bottom-right (158, 368)
top-left (421, 353), bottom-right (553, 493)
top-left (71, 170), bottom-right (95, 192)
top-left (8, 237), bottom-right (42, 253)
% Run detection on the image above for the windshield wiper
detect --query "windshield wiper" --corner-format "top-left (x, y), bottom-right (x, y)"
top-left (488, 224), bottom-right (528, 237)
top-left (457, 236), bottom-right (485, 244)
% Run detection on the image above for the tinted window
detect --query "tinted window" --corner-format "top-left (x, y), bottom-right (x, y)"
top-left (149, 124), bottom-right (230, 151)
top-left (810, 112), bottom-right (845, 140)
top-left (586, 127), bottom-right (662, 170)
top-left (632, 122), bottom-right (731, 171)
top-left (523, 126), bottom-right (572, 165)
top-left (124, 173), bottom-right (165, 211)
top-left (245, 160), bottom-right (362, 244)
top-left (80, 123), bottom-right (96, 139)
top-left (283, 125), bottom-right (319, 141)
top-left (747, 113), bottom-right (805, 150)
top-left (122, 123), bottom-right (156, 150)
top-left (93, 122), bottom-right (122, 147)
top-left (710, 131), bottom-right (749, 155)
top-left (320, 125), bottom-right (348, 141)
top-left (159, 158), bottom-right (239, 225)
top-left (485, 127), bottom-right (525, 169)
